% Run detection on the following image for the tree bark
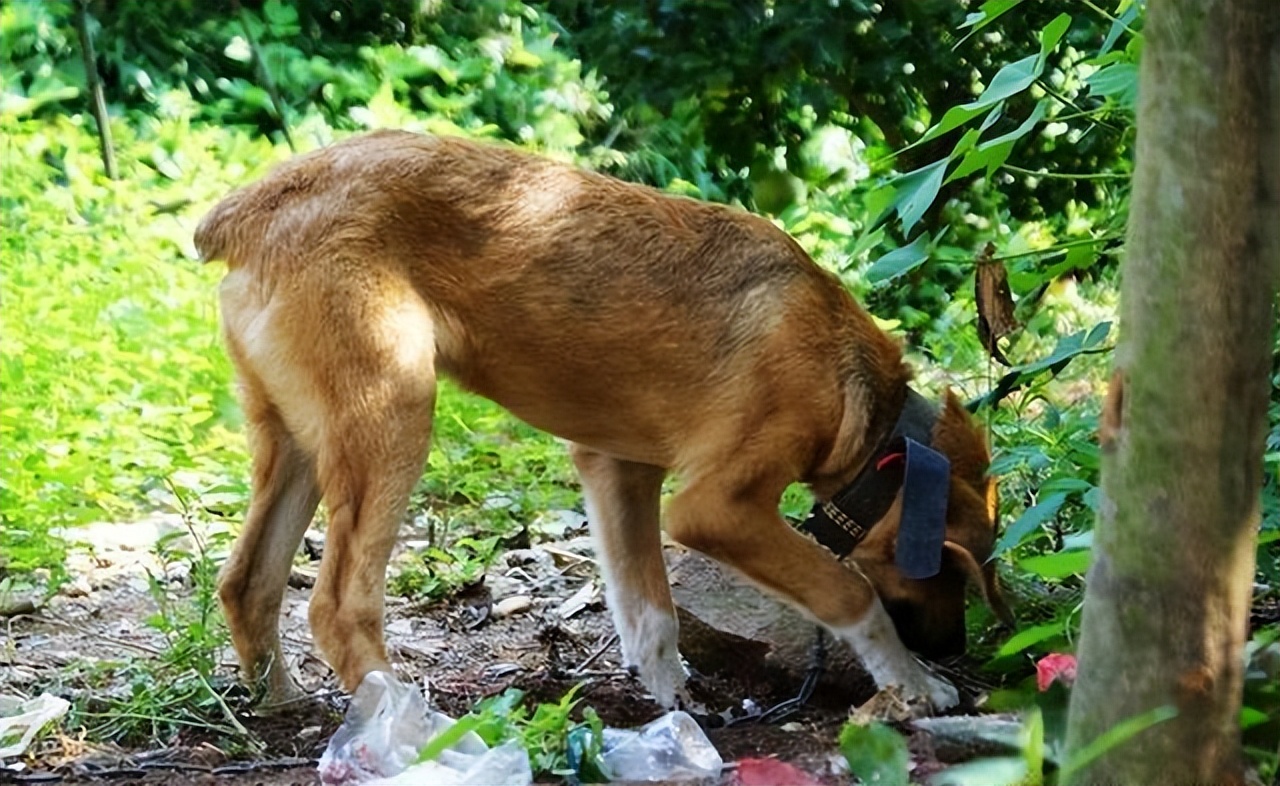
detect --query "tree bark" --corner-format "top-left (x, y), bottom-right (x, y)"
top-left (74, 0), bottom-right (117, 180)
top-left (1063, 2), bottom-right (1279, 785)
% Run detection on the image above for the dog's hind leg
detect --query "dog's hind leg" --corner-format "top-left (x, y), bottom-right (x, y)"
top-left (302, 286), bottom-right (438, 693)
top-left (569, 445), bottom-right (687, 708)
top-left (666, 473), bottom-right (959, 711)
top-left (218, 373), bottom-right (321, 708)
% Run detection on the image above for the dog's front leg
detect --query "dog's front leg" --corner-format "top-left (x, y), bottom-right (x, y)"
top-left (834, 595), bottom-right (959, 710)
top-left (666, 478), bottom-right (958, 712)
top-left (570, 445), bottom-right (689, 708)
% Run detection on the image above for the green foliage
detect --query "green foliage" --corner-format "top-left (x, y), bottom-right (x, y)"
top-left (59, 510), bottom-right (258, 751)
top-left (0, 109), bottom-right (268, 579)
top-left (3, 0), bottom-right (1277, 774)
top-left (432, 686), bottom-right (602, 778)
top-left (934, 704), bottom-right (1178, 786)
top-left (839, 720), bottom-right (910, 785)
top-left (388, 535), bottom-right (500, 602)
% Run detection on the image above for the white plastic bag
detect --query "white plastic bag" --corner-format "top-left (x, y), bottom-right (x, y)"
top-left (317, 672), bottom-right (531, 786)
top-left (0, 694), bottom-right (70, 759)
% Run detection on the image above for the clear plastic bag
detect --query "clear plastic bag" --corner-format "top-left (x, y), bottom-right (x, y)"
top-left (571, 710), bottom-right (723, 783)
top-left (317, 671), bottom-right (531, 786)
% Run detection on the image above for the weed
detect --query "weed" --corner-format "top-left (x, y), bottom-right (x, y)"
top-left (60, 491), bottom-right (260, 752)
top-left (426, 686), bottom-right (602, 779)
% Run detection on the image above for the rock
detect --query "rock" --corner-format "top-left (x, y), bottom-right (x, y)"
top-left (61, 576), bottom-right (92, 598)
top-left (666, 548), bottom-right (872, 701)
top-left (909, 715), bottom-right (1024, 762)
top-left (493, 595), bottom-right (532, 618)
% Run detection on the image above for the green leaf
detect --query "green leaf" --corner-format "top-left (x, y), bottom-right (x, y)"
top-left (863, 183), bottom-right (898, 223)
top-left (888, 160), bottom-right (947, 233)
top-left (1019, 549), bottom-right (1091, 579)
top-left (848, 226), bottom-right (886, 265)
top-left (1020, 321), bottom-right (1112, 377)
top-left (1088, 63), bottom-right (1139, 108)
top-left (1100, 2), bottom-right (1141, 56)
top-left (930, 757), bottom-right (1029, 786)
top-left (839, 721), bottom-right (909, 785)
top-left (997, 621), bottom-right (1067, 658)
top-left (1036, 14), bottom-right (1073, 70)
top-left (947, 143), bottom-right (1004, 184)
top-left (1024, 707), bottom-right (1045, 785)
top-left (919, 103), bottom-right (989, 146)
top-left (867, 234), bottom-right (930, 285)
top-left (949, 127), bottom-right (984, 160)
top-left (1241, 706), bottom-right (1269, 730)
top-left (982, 140), bottom-right (1017, 179)
top-left (960, 0), bottom-right (1025, 31)
top-left (993, 491), bottom-right (1067, 557)
top-left (980, 100), bottom-right (1049, 150)
top-left (415, 715), bottom-right (483, 763)
top-left (974, 55), bottom-right (1040, 108)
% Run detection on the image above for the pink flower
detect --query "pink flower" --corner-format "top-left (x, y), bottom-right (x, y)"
top-left (1036, 653), bottom-right (1078, 691)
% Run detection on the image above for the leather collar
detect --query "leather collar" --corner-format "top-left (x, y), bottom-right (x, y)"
top-left (800, 387), bottom-right (952, 579)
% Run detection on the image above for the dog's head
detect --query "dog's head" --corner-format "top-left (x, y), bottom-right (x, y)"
top-left (850, 390), bottom-right (1012, 657)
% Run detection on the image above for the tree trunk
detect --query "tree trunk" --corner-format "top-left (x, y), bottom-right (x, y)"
top-left (74, 0), bottom-right (117, 180)
top-left (1062, 2), bottom-right (1279, 785)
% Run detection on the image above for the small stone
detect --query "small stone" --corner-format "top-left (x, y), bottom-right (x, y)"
top-left (61, 576), bottom-right (92, 598)
top-left (298, 725), bottom-right (322, 742)
top-left (493, 595), bottom-right (532, 618)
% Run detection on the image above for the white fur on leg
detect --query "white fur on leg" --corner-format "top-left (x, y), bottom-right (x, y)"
top-left (607, 589), bottom-right (688, 708)
top-left (834, 597), bottom-right (959, 711)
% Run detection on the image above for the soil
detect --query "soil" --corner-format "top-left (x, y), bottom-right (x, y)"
top-left (0, 516), bottom-right (959, 785)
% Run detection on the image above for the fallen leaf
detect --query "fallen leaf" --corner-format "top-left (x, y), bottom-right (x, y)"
top-left (557, 580), bottom-right (598, 619)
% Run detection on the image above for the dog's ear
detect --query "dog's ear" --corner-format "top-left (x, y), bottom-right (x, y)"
top-left (932, 388), bottom-right (990, 492)
top-left (942, 540), bottom-right (1015, 627)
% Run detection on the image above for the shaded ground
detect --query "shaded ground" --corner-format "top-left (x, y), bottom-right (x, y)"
top-left (2, 517), bottom-right (862, 784)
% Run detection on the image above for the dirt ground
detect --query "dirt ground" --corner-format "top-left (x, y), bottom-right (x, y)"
top-left (1, 515), bottom-right (982, 785)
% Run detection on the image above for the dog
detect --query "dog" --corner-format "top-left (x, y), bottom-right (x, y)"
top-left (195, 130), bottom-right (1009, 713)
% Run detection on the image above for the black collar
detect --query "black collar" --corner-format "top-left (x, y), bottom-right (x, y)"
top-left (801, 387), bottom-right (951, 579)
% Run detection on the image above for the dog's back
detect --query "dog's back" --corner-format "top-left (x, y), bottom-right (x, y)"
top-left (196, 131), bottom-right (904, 475)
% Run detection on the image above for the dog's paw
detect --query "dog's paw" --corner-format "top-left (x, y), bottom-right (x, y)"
top-left (614, 600), bottom-right (688, 708)
top-left (249, 655), bottom-right (308, 713)
top-left (626, 645), bottom-right (689, 709)
top-left (898, 669), bottom-right (960, 715)
top-left (922, 672), bottom-right (960, 713)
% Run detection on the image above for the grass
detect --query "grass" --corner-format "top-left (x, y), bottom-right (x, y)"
top-left (0, 104), bottom-right (580, 586)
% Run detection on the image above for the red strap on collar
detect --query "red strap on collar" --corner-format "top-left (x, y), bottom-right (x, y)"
top-left (876, 451), bottom-right (905, 471)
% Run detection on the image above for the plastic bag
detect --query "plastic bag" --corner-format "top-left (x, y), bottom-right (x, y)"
top-left (570, 710), bottom-right (723, 783)
top-left (318, 671), bottom-right (531, 786)
top-left (0, 693), bottom-right (70, 759)
top-left (371, 740), bottom-right (531, 785)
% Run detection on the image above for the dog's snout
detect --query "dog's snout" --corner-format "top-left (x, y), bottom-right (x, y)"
top-left (883, 598), bottom-right (966, 659)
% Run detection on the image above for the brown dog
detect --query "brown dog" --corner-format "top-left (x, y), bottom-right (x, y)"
top-left (196, 130), bottom-right (1007, 712)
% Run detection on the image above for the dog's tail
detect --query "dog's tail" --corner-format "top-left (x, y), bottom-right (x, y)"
top-left (193, 188), bottom-right (251, 267)
top-left (195, 157), bottom-right (322, 268)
